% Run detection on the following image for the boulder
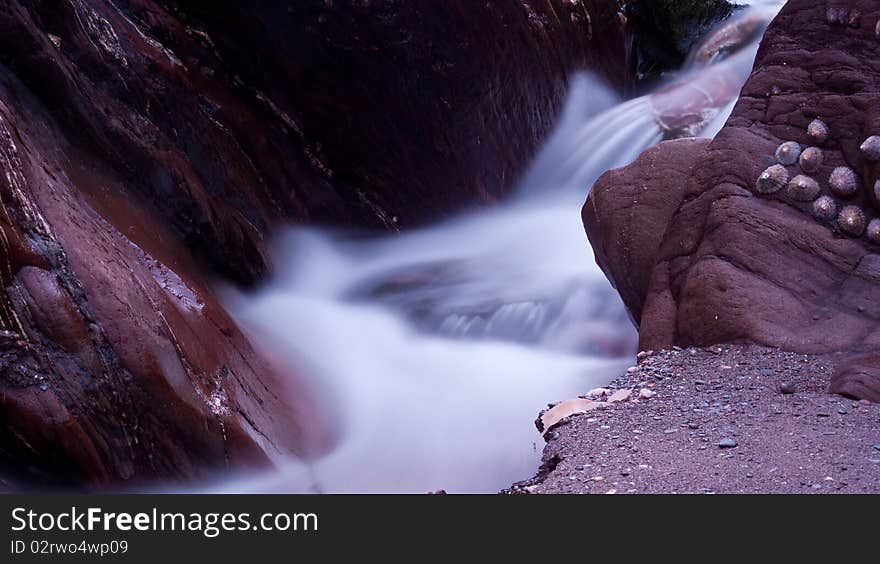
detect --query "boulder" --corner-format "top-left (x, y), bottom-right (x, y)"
top-left (584, 0), bottom-right (880, 401)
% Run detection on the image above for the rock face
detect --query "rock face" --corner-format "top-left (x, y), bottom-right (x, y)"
top-left (1, 1), bottom-right (628, 286)
top-left (584, 0), bottom-right (880, 401)
top-left (0, 1), bottom-right (628, 486)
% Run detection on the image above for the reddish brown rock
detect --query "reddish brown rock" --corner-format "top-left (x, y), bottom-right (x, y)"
top-left (584, 0), bottom-right (880, 401)
top-left (0, 1), bottom-right (629, 486)
top-left (0, 0), bottom-right (628, 285)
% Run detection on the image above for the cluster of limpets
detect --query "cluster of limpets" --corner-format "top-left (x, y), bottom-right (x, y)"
top-left (755, 118), bottom-right (880, 243)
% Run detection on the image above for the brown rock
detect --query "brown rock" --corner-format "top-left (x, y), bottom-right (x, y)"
top-left (583, 0), bottom-right (880, 401)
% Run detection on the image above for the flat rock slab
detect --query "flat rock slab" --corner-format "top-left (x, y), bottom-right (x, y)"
top-left (509, 345), bottom-right (880, 494)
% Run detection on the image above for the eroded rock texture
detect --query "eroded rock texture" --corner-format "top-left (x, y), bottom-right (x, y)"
top-left (0, 1), bottom-right (628, 486)
top-left (584, 0), bottom-right (880, 401)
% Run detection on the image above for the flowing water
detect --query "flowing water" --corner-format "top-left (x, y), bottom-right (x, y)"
top-left (208, 1), bottom-right (783, 494)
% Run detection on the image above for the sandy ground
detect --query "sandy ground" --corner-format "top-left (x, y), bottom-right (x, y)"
top-left (508, 345), bottom-right (880, 494)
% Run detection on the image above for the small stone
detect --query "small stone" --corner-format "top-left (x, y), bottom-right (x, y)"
top-left (663, 428), bottom-right (678, 435)
top-left (638, 388), bottom-right (656, 399)
top-left (838, 407), bottom-right (849, 415)
top-left (718, 438), bottom-right (738, 449)
top-left (39, 383), bottom-right (48, 392)
top-left (779, 382), bottom-right (796, 395)
top-left (626, 366), bottom-right (638, 374)
top-left (688, 423), bottom-right (699, 430)
top-left (873, 444), bottom-right (880, 451)
top-left (620, 469), bottom-right (630, 476)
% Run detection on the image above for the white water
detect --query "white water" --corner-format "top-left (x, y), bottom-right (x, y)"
top-left (211, 2), bottom-right (783, 494)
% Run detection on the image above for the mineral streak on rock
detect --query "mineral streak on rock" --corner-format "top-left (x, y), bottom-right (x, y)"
top-left (837, 205), bottom-right (867, 237)
top-left (829, 166), bottom-right (860, 199)
top-left (787, 175), bottom-right (820, 201)
top-left (755, 164), bottom-right (789, 194)
top-left (799, 146), bottom-right (824, 172)
top-left (775, 141), bottom-right (801, 165)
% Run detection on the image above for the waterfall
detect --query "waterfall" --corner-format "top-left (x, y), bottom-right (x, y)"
top-left (205, 0), bottom-right (784, 494)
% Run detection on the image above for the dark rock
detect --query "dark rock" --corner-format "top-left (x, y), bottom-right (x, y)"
top-left (779, 382), bottom-right (797, 395)
top-left (584, 0), bottom-right (880, 402)
top-left (718, 438), bottom-right (738, 448)
top-left (626, 0), bottom-right (738, 84)
top-left (0, 0), bottom-right (629, 487)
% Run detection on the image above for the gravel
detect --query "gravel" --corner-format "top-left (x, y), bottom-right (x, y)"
top-left (507, 345), bottom-right (880, 494)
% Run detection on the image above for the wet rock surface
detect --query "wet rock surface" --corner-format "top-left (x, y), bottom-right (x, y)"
top-left (584, 0), bottom-right (880, 401)
top-left (509, 345), bottom-right (880, 494)
top-left (0, 0), bottom-right (629, 487)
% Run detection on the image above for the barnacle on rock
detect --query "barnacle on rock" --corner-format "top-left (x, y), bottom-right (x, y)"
top-left (837, 205), bottom-right (866, 237)
top-left (807, 119), bottom-right (829, 145)
top-left (829, 166), bottom-right (860, 199)
top-left (812, 195), bottom-right (837, 221)
top-left (860, 136), bottom-right (880, 161)
top-left (787, 175), bottom-right (820, 201)
top-left (775, 141), bottom-right (801, 165)
top-left (868, 219), bottom-right (880, 244)
top-left (799, 146), bottom-right (823, 173)
top-left (827, 7), bottom-right (846, 25)
top-left (755, 164), bottom-right (788, 194)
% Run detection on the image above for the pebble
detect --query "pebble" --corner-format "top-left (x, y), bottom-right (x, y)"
top-left (638, 388), bottom-right (656, 399)
top-left (626, 366), bottom-right (638, 374)
top-left (718, 438), bottom-right (738, 449)
top-left (779, 382), bottom-right (796, 394)
top-left (663, 428), bottom-right (678, 434)
top-left (688, 423), bottom-right (700, 430)
top-left (39, 383), bottom-right (48, 392)
top-left (838, 407), bottom-right (848, 415)
top-left (873, 444), bottom-right (880, 451)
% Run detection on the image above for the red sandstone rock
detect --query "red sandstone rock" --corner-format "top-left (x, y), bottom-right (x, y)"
top-left (584, 0), bottom-right (880, 401)
top-left (0, 1), bottom-right (628, 486)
